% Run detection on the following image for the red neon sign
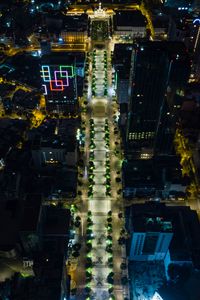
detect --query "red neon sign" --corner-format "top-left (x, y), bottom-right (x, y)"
top-left (50, 80), bottom-right (64, 91)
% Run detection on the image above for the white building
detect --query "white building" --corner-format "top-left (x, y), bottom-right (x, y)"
top-left (129, 222), bottom-right (173, 261)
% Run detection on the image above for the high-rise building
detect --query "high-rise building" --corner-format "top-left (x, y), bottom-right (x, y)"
top-left (127, 42), bottom-right (170, 159)
top-left (40, 52), bottom-right (78, 113)
top-left (127, 202), bottom-right (200, 268)
top-left (128, 203), bottom-right (173, 261)
top-left (113, 44), bottom-right (132, 105)
top-left (126, 41), bottom-right (190, 159)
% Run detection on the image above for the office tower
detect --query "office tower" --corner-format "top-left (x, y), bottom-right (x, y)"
top-left (127, 202), bottom-right (200, 268)
top-left (166, 42), bottom-right (191, 105)
top-left (127, 42), bottom-right (169, 159)
top-left (113, 44), bottom-right (132, 105)
top-left (40, 52), bottom-right (78, 113)
top-left (126, 41), bottom-right (190, 159)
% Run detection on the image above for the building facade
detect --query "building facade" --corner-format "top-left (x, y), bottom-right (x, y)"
top-left (127, 203), bottom-right (200, 268)
top-left (126, 41), bottom-right (190, 159)
top-left (130, 231), bottom-right (173, 261)
top-left (40, 53), bottom-right (78, 113)
top-left (127, 42), bottom-right (170, 159)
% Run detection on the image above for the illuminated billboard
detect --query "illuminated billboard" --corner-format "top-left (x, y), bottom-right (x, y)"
top-left (40, 63), bottom-right (78, 112)
top-left (40, 65), bottom-right (76, 96)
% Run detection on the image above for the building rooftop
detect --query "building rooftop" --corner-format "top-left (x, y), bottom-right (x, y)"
top-left (113, 44), bottom-right (133, 79)
top-left (7, 253), bottom-right (68, 300)
top-left (51, 168), bottom-right (77, 197)
top-left (130, 203), bottom-right (173, 232)
top-left (122, 159), bottom-right (164, 190)
top-left (180, 98), bottom-right (200, 130)
top-left (12, 90), bottom-right (40, 110)
top-left (135, 40), bottom-right (188, 55)
top-left (30, 119), bottom-right (78, 151)
top-left (114, 10), bottom-right (147, 28)
top-left (0, 119), bottom-right (27, 159)
top-left (6, 53), bottom-right (41, 88)
top-left (128, 203), bottom-right (200, 267)
top-left (41, 51), bottom-right (85, 65)
top-left (0, 201), bottom-right (19, 252)
top-left (20, 194), bottom-right (42, 232)
top-left (152, 15), bottom-right (170, 29)
top-left (164, 158), bottom-right (188, 185)
top-left (41, 206), bottom-right (71, 236)
top-left (62, 14), bottom-right (88, 32)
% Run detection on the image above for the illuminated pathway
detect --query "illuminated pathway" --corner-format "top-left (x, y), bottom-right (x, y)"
top-left (83, 46), bottom-right (129, 299)
top-left (93, 50), bottom-right (106, 97)
top-left (89, 49), bottom-right (112, 298)
top-left (73, 10), bottom-right (130, 298)
top-left (89, 113), bottom-right (111, 298)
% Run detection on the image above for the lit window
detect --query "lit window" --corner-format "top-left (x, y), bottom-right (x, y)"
top-left (141, 153), bottom-right (151, 159)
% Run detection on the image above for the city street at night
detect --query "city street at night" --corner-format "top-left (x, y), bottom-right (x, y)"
top-left (0, 1), bottom-right (200, 300)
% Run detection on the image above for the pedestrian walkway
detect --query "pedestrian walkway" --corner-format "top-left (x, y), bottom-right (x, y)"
top-left (73, 47), bottom-right (129, 300)
top-left (89, 116), bottom-right (111, 299)
top-left (93, 50), bottom-right (106, 97)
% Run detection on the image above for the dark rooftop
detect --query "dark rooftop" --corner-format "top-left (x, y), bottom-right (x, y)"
top-left (152, 15), bottom-right (170, 29)
top-left (41, 51), bottom-right (85, 65)
top-left (113, 44), bottom-right (133, 78)
top-left (0, 201), bottom-right (19, 251)
top-left (135, 41), bottom-right (188, 56)
top-left (20, 194), bottom-right (42, 232)
top-left (62, 14), bottom-right (88, 32)
top-left (6, 53), bottom-right (41, 88)
top-left (130, 203), bottom-right (173, 232)
top-left (30, 119), bottom-right (78, 150)
top-left (113, 44), bottom-right (133, 63)
top-left (41, 206), bottom-right (71, 236)
top-left (114, 10), bottom-right (147, 28)
top-left (0, 119), bottom-right (27, 159)
top-left (122, 159), bottom-right (164, 189)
